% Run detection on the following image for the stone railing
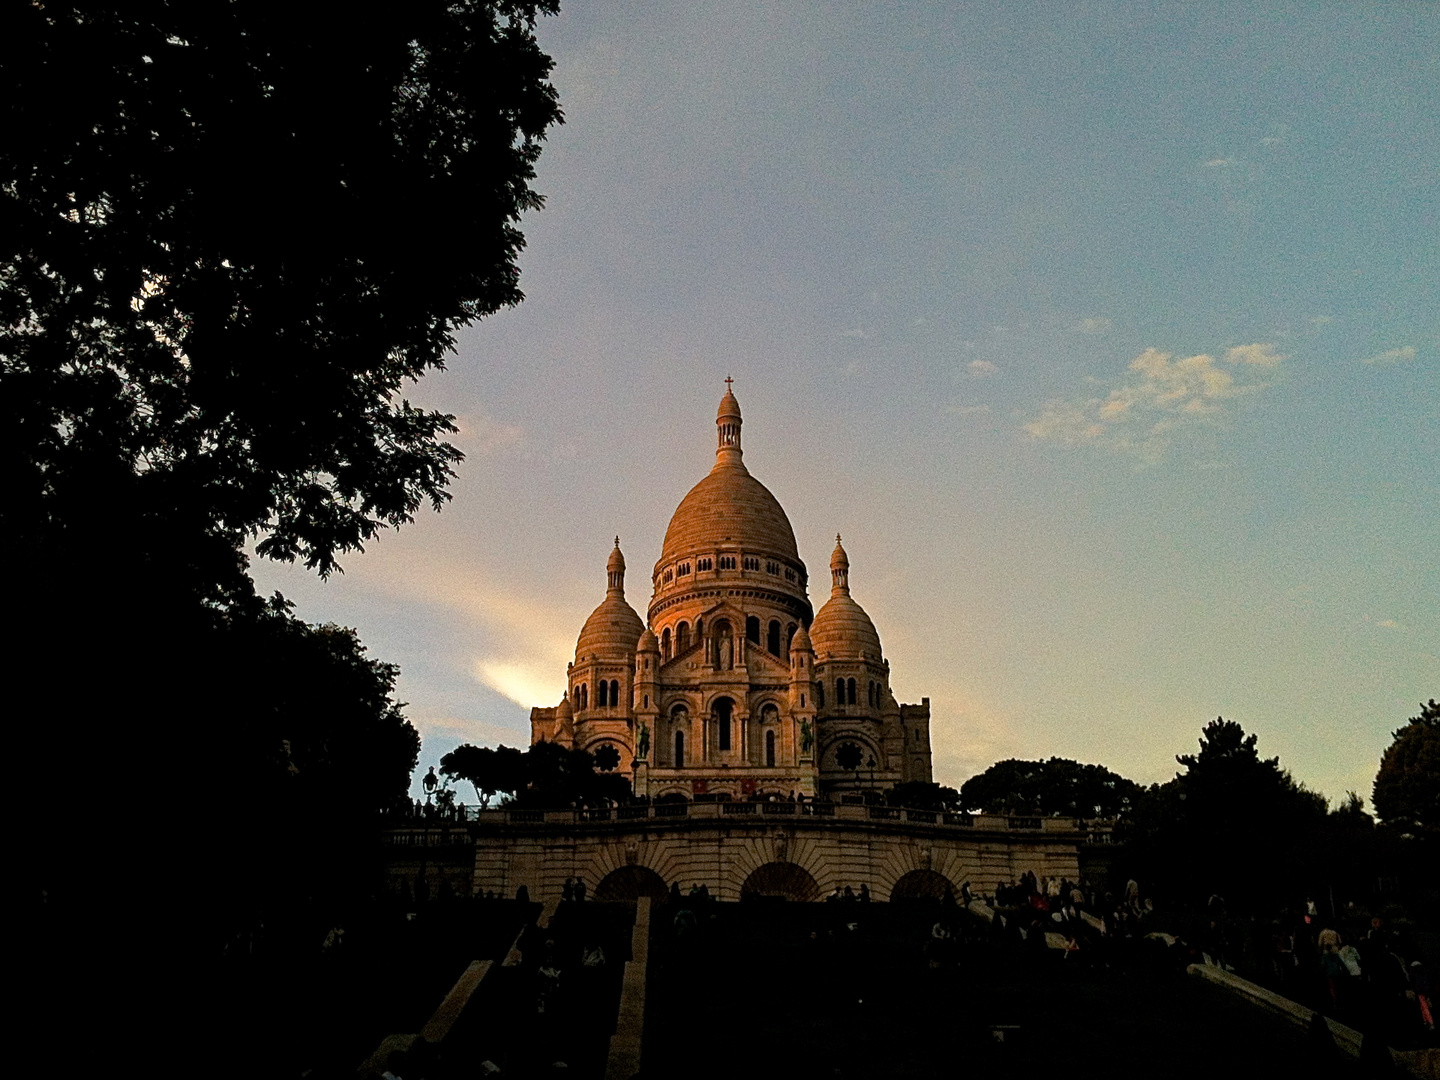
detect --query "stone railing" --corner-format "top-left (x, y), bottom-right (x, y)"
top-left (466, 803), bottom-right (1082, 834)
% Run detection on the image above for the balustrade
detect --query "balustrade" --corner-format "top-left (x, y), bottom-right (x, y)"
top-left (455, 803), bottom-right (1079, 832)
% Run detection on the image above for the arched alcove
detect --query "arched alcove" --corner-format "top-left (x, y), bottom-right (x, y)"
top-left (593, 864), bottom-right (669, 903)
top-left (740, 862), bottom-right (820, 902)
top-left (889, 869), bottom-right (955, 901)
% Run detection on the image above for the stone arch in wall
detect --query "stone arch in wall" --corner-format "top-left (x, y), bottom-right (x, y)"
top-left (740, 862), bottom-right (821, 902)
top-left (593, 865), bottom-right (669, 903)
top-left (889, 868), bottom-right (956, 901)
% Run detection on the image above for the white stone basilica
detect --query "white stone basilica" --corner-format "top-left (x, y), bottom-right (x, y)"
top-left (529, 385), bottom-right (933, 801)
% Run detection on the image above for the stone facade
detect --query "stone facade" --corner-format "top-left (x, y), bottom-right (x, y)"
top-left (464, 803), bottom-right (1082, 903)
top-left (529, 385), bottom-right (933, 801)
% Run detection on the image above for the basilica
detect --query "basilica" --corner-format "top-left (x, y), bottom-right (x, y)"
top-left (529, 385), bottom-right (934, 801)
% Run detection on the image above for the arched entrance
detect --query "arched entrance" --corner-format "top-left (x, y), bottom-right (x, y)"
top-left (889, 869), bottom-right (955, 901)
top-left (593, 865), bottom-right (669, 903)
top-left (740, 862), bottom-right (820, 902)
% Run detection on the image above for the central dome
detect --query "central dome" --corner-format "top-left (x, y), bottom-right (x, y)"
top-left (659, 467), bottom-right (800, 566)
top-left (657, 387), bottom-right (801, 568)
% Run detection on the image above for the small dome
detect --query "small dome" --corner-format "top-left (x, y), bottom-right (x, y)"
top-left (556, 693), bottom-right (574, 719)
top-left (810, 536), bottom-right (882, 661)
top-left (577, 597), bottom-right (644, 661)
top-left (789, 624), bottom-right (812, 653)
top-left (637, 627), bottom-right (658, 653)
top-left (811, 594), bottom-right (882, 661)
top-left (577, 542), bottom-right (644, 661)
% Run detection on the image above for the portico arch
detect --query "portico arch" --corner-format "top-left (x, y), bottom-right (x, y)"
top-left (593, 864), bottom-right (669, 903)
top-left (889, 868), bottom-right (955, 901)
top-left (740, 862), bottom-right (820, 902)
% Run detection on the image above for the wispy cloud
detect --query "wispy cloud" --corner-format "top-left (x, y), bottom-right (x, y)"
top-left (967, 359), bottom-right (998, 377)
top-left (454, 413), bottom-right (524, 453)
top-left (1024, 344), bottom-right (1284, 461)
top-left (840, 327), bottom-right (867, 339)
top-left (1361, 346), bottom-right (1416, 366)
top-left (1075, 317), bottom-right (1112, 335)
top-left (1203, 157), bottom-right (1232, 168)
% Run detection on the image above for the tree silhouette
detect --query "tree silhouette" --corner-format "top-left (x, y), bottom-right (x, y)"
top-left (958, 757), bottom-right (1140, 817)
top-left (1373, 699), bottom-right (1439, 830)
top-left (441, 744), bottom-right (526, 807)
top-left (3, 2), bottom-right (562, 580)
top-left (4, 9), bottom-right (565, 1049)
top-left (1118, 717), bottom-right (1328, 909)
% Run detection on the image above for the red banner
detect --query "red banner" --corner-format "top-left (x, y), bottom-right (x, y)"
top-left (740, 779), bottom-right (757, 795)
top-left (691, 779), bottom-right (708, 794)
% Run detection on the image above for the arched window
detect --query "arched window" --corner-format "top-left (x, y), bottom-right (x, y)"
top-left (675, 730), bottom-right (685, 765)
top-left (816, 682), bottom-right (825, 708)
top-left (695, 619), bottom-right (704, 640)
top-left (676, 622), bottom-right (689, 653)
top-left (610, 679), bottom-right (620, 707)
top-left (579, 683), bottom-right (588, 710)
top-left (765, 730), bottom-right (776, 767)
top-left (715, 697), bottom-right (733, 751)
top-left (847, 678), bottom-right (857, 705)
top-left (661, 627), bottom-right (671, 661)
top-left (767, 620), bottom-right (781, 655)
top-left (597, 680), bottom-right (608, 707)
top-left (835, 678), bottom-right (844, 706)
top-left (785, 624), bottom-right (797, 659)
top-left (746, 616), bottom-right (761, 645)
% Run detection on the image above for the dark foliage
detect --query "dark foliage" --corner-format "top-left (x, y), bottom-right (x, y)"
top-left (2, 1), bottom-right (562, 579)
top-left (958, 757), bottom-right (1141, 817)
top-left (440, 743), bottom-right (525, 806)
top-left (511, 741), bottom-right (633, 807)
top-left (1372, 699), bottom-right (1439, 830)
top-left (3, 5), bottom-right (563, 1026)
top-left (1116, 718), bottom-right (1330, 910)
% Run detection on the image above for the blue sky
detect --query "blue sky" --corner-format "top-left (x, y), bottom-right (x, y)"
top-left (253, 1), bottom-right (1437, 811)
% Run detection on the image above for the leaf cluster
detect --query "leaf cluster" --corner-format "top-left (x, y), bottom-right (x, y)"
top-left (2, 1), bottom-right (562, 577)
top-left (1372, 699), bottom-right (1440, 830)
top-left (441, 740), bottom-right (632, 808)
top-left (958, 757), bottom-right (1141, 818)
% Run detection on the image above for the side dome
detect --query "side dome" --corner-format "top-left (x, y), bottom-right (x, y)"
top-left (576, 540), bottom-right (644, 661)
top-left (810, 535), bottom-right (883, 661)
top-left (658, 386), bottom-right (801, 565)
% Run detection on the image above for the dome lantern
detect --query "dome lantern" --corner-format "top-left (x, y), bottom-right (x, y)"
top-left (716, 376), bottom-right (743, 468)
top-left (607, 536), bottom-right (626, 594)
top-left (830, 534), bottom-right (850, 595)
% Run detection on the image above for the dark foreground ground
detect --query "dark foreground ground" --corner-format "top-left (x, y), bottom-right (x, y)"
top-left (641, 901), bottom-right (1366, 1080)
top-left (22, 897), bottom-right (1388, 1077)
